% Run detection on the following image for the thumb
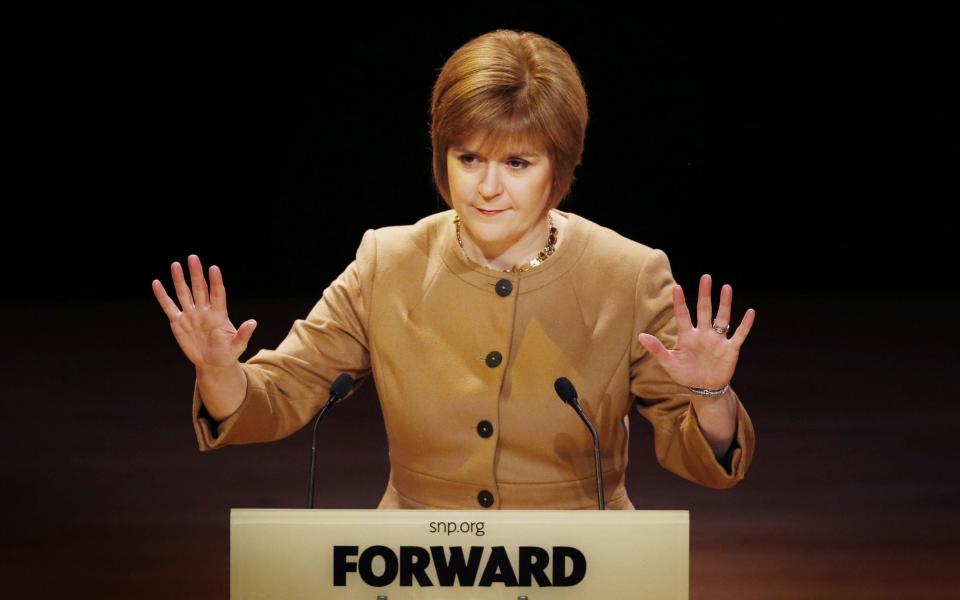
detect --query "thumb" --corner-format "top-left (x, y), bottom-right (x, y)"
top-left (638, 333), bottom-right (668, 358)
top-left (233, 319), bottom-right (257, 350)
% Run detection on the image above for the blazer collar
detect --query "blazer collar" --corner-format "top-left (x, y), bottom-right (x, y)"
top-left (436, 208), bottom-right (589, 294)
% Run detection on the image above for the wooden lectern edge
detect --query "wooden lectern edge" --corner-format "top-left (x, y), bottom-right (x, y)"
top-left (229, 508), bottom-right (690, 527)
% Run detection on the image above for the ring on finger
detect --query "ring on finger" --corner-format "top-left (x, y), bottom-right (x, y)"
top-left (712, 319), bottom-right (730, 335)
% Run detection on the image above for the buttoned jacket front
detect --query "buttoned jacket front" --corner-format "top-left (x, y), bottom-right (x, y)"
top-left (192, 209), bottom-right (756, 509)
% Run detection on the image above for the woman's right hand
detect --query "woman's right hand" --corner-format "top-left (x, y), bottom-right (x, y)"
top-left (152, 254), bottom-right (257, 371)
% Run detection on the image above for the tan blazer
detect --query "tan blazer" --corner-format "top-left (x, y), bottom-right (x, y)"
top-left (192, 209), bottom-right (755, 509)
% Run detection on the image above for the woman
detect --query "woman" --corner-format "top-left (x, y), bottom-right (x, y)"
top-left (152, 29), bottom-right (756, 509)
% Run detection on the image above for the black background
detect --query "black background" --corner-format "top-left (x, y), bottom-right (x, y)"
top-left (7, 8), bottom-right (955, 300)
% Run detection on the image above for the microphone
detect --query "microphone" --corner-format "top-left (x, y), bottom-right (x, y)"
top-left (554, 377), bottom-right (605, 510)
top-left (307, 373), bottom-right (355, 508)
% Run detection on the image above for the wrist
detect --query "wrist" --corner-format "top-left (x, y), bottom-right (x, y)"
top-left (196, 361), bottom-right (241, 377)
top-left (686, 383), bottom-right (730, 397)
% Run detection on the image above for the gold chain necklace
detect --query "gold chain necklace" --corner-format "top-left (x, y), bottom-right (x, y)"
top-left (453, 212), bottom-right (558, 273)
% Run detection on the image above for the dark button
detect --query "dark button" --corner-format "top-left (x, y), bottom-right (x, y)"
top-left (495, 278), bottom-right (513, 297)
top-left (477, 490), bottom-right (495, 508)
top-left (485, 351), bottom-right (503, 368)
top-left (476, 420), bottom-right (494, 438)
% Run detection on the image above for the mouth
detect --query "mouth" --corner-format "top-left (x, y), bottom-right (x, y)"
top-left (475, 207), bottom-right (507, 216)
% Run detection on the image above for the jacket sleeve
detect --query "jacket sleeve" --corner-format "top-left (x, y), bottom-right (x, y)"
top-left (630, 248), bottom-right (755, 489)
top-left (192, 228), bottom-right (377, 451)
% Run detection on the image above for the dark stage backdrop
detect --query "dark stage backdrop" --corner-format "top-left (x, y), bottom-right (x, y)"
top-left (4, 8), bottom-right (958, 599)
top-left (6, 9), bottom-right (955, 299)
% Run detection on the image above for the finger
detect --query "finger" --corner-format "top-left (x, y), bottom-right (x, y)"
top-left (233, 319), bottom-right (257, 350)
top-left (730, 308), bottom-right (756, 349)
top-left (696, 274), bottom-right (713, 330)
top-left (639, 333), bottom-right (673, 370)
top-left (188, 255), bottom-right (210, 309)
top-left (715, 284), bottom-right (733, 330)
top-left (171, 261), bottom-right (195, 310)
top-left (673, 284), bottom-right (694, 334)
top-left (151, 279), bottom-right (182, 320)
top-left (209, 265), bottom-right (227, 312)
top-left (638, 333), bottom-right (674, 369)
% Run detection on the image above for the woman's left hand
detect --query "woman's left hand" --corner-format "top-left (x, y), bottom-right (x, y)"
top-left (638, 274), bottom-right (756, 390)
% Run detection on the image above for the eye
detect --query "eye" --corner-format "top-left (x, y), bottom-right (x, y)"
top-left (456, 154), bottom-right (529, 170)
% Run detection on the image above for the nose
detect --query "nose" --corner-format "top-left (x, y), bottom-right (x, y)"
top-left (477, 162), bottom-right (503, 199)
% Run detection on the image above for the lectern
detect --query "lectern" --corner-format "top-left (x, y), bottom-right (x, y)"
top-left (230, 509), bottom-right (688, 598)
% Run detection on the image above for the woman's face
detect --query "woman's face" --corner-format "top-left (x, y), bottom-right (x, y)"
top-left (447, 130), bottom-right (554, 259)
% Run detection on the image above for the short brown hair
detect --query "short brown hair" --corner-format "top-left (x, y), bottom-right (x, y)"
top-left (430, 29), bottom-right (589, 211)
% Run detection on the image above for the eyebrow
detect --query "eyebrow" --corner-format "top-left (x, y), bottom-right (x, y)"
top-left (451, 145), bottom-right (542, 159)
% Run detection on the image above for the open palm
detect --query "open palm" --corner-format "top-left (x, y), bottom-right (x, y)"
top-left (638, 274), bottom-right (755, 390)
top-left (151, 254), bottom-right (257, 370)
